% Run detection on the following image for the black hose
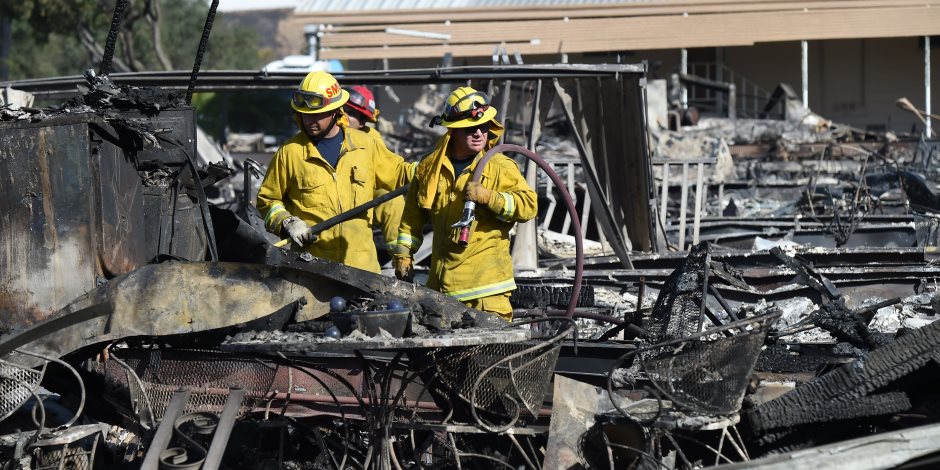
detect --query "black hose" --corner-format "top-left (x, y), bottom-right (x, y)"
top-left (186, 0), bottom-right (220, 104)
top-left (308, 184), bottom-right (410, 238)
top-left (99, 0), bottom-right (129, 76)
top-left (473, 144), bottom-right (584, 318)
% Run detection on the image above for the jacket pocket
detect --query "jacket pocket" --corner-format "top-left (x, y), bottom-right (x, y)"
top-left (297, 176), bottom-right (329, 209)
top-left (350, 166), bottom-right (370, 208)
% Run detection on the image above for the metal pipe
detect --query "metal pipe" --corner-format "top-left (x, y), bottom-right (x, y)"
top-left (635, 277), bottom-right (646, 320)
top-left (678, 162), bottom-right (689, 250)
top-left (385, 28), bottom-right (451, 41)
top-left (693, 162), bottom-right (704, 245)
top-left (203, 388), bottom-right (246, 470)
top-left (801, 40), bottom-right (809, 108)
top-left (708, 284), bottom-right (740, 321)
top-left (659, 163), bottom-right (670, 235)
top-left (141, 389), bottom-right (191, 470)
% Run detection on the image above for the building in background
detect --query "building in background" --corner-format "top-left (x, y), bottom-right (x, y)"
top-left (261, 0), bottom-right (940, 134)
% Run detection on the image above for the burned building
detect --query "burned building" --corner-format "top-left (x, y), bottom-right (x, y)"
top-left (3, 1), bottom-right (940, 469)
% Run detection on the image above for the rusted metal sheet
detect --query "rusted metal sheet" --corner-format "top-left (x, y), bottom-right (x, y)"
top-left (0, 109), bottom-right (207, 335)
top-left (0, 262), bottom-right (311, 366)
top-left (96, 135), bottom-right (148, 275)
top-left (0, 256), bottom-right (502, 366)
top-left (0, 120), bottom-right (100, 333)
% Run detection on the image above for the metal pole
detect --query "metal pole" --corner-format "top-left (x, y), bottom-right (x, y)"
top-left (141, 389), bottom-right (191, 469)
top-left (801, 40), bottom-right (809, 108)
top-left (203, 388), bottom-right (246, 470)
top-left (927, 35), bottom-right (933, 138)
top-left (304, 24), bottom-right (321, 60)
top-left (678, 162), bottom-right (689, 250)
top-left (693, 162), bottom-right (704, 245)
top-left (680, 48), bottom-right (689, 108)
top-left (659, 163), bottom-right (670, 235)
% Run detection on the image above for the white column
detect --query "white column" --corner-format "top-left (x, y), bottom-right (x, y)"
top-left (801, 40), bottom-right (809, 108)
top-left (680, 48), bottom-right (689, 108)
top-left (927, 35), bottom-right (932, 138)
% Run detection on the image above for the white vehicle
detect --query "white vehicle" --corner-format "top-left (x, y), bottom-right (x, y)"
top-left (262, 55), bottom-right (343, 74)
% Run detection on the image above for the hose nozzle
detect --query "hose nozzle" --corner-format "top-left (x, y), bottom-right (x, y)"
top-left (451, 201), bottom-right (477, 246)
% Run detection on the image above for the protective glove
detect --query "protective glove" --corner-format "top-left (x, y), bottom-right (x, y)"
top-left (282, 216), bottom-right (317, 247)
top-left (465, 181), bottom-right (507, 215)
top-left (393, 256), bottom-right (414, 282)
top-left (464, 181), bottom-right (494, 205)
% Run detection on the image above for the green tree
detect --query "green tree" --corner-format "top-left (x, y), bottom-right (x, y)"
top-left (1, 0), bottom-right (264, 79)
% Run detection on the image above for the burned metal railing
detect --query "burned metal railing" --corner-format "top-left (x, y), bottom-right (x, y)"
top-left (539, 159), bottom-right (607, 247)
top-left (654, 157), bottom-right (717, 251)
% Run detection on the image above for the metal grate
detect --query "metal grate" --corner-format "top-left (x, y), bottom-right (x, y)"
top-left (0, 358), bottom-right (45, 422)
top-left (31, 432), bottom-right (100, 470)
top-left (89, 348), bottom-right (276, 422)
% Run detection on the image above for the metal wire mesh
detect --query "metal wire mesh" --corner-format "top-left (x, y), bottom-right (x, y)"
top-left (89, 348), bottom-right (276, 421)
top-left (647, 243), bottom-right (711, 342)
top-left (429, 322), bottom-right (571, 423)
top-left (635, 313), bottom-right (779, 416)
top-left (31, 432), bottom-right (99, 470)
top-left (0, 358), bottom-right (45, 421)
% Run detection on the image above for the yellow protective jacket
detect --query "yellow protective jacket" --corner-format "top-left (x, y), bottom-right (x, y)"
top-left (396, 127), bottom-right (537, 301)
top-left (361, 127), bottom-right (416, 255)
top-left (257, 122), bottom-right (412, 273)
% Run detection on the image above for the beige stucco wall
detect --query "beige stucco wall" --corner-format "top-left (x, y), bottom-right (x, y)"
top-left (329, 37), bottom-right (938, 135)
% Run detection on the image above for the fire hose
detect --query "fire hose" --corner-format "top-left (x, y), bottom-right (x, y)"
top-left (274, 144), bottom-right (586, 320)
top-left (452, 144), bottom-right (584, 319)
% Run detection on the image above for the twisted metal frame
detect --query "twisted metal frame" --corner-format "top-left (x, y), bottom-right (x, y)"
top-left (107, 352), bottom-right (158, 430)
top-left (606, 311), bottom-right (780, 421)
top-left (267, 355), bottom-right (371, 470)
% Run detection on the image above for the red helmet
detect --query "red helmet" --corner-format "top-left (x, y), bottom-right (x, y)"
top-left (344, 85), bottom-right (378, 122)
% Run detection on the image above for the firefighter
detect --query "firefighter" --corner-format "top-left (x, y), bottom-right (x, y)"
top-left (257, 71), bottom-right (412, 273)
top-left (342, 85), bottom-right (416, 258)
top-left (391, 87), bottom-right (537, 321)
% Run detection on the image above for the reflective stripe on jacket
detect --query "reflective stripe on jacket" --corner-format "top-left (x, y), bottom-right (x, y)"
top-left (257, 125), bottom-right (411, 273)
top-left (397, 152), bottom-right (536, 301)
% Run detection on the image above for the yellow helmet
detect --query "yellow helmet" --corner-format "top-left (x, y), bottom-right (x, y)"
top-left (291, 71), bottom-right (349, 114)
top-left (432, 86), bottom-right (498, 128)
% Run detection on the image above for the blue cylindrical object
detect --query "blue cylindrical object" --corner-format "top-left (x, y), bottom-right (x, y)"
top-left (324, 325), bottom-right (342, 339)
top-left (387, 299), bottom-right (404, 310)
top-left (330, 296), bottom-right (347, 312)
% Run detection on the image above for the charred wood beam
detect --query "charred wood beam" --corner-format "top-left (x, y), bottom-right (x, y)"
top-left (770, 246), bottom-right (841, 303)
top-left (744, 317), bottom-right (940, 434)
